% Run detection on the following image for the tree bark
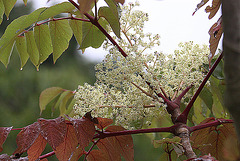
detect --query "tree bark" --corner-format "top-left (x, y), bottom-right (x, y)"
top-left (222, 0), bottom-right (240, 141)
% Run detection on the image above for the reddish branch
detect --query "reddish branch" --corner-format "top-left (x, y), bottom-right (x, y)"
top-left (176, 52), bottom-right (223, 124)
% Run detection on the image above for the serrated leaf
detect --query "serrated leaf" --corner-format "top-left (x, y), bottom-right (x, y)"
top-left (67, 116), bottom-right (95, 149)
top-left (99, 6), bottom-right (120, 38)
top-left (192, 0), bottom-right (209, 16)
top-left (78, 0), bottom-right (95, 14)
top-left (69, 19), bottom-right (82, 46)
top-left (0, 8), bottom-right (46, 64)
top-left (2, 0), bottom-right (17, 19)
top-left (97, 139), bottom-right (121, 161)
top-left (205, 0), bottom-right (221, 19)
top-left (69, 146), bottom-right (84, 161)
top-left (25, 31), bottom-right (39, 68)
top-left (0, 126), bottom-right (12, 152)
top-left (80, 18), bottom-right (107, 49)
top-left (55, 122), bottom-right (78, 161)
top-left (14, 122), bottom-right (41, 155)
top-left (34, 24), bottom-right (53, 64)
top-left (87, 150), bottom-right (110, 161)
top-left (105, 126), bottom-right (134, 161)
top-left (0, 37), bottom-right (15, 67)
top-left (49, 19), bottom-right (73, 63)
top-left (15, 36), bottom-right (29, 69)
top-left (199, 87), bottom-right (213, 111)
top-left (191, 118), bottom-right (237, 160)
top-left (0, 0), bottom-right (4, 25)
top-left (208, 16), bottom-right (222, 64)
top-left (27, 134), bottom-right (47, 161)
top-left (38, 2), bottom-right (75, 21)
top-left (96, 117), bottom-right (113, 129)
top-left (52, 90), bottom-right (71, 112)
top-left (38, 117), bottom-right (67, 150)
top-left (39, 87), bottom-right (64, 114)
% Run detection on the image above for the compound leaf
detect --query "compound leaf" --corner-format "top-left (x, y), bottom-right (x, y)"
top-left (39, 87), bottom-right (64, 114)
top-left (34, 24), bottom-right (53, 64)
top-left (0, 127), bottom-right (12, 152)
top-left (38, 117), bottom-right (67, 150)
top-left (49, 19), bottom-right (73, 63)
top-left (80, 17), bottom-right (107, 49)
top-left (25, 31), bottom-right (39, 68)
top-left (2, 0), bottom-right (17, 19)
top-left (55, 122), bottom-right (78, 161)
top-left (14, 122), bottom-right (41, 154)
top-left (27, 134), bottom-right (47, 161)
top-left (15, 36), bottom-right (29, 69)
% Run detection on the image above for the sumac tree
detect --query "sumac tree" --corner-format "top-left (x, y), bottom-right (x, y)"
top-left (0, 0), bottom-right (239, 161)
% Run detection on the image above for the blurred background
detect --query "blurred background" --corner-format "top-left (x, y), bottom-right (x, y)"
top-left (0, 1), bottom-right (162, 160)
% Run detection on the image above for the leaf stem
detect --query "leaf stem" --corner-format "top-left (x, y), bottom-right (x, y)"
top-left (189, 118), bottom-right (234, 133)
top-left (176, 52), bottom-right (223, 123)
top-left (94, 126), bottom-right (174, 139)
top-left (39, 151), bottom-right (55, 160)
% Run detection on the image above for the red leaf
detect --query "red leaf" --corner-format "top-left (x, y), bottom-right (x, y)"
top-left (69, 146), bottom-right (84, 161)
top-left (0, 127), bottom-right (12, 152)
top-left (192, 0), bottom-right (209, 16)
top-left (208, 16), bottom-right (222, 64)
top-left (13, 122), bottom-right (40, 154)
top-left (38, 117), bottom-right (67, 150)
top-left (0, 154), bottom-right (11, 160)
top-left (68, 117), bottom-right (95, 149)
top-left (96, 117), bottom-right (113, 129)
top-left (191, 117), bottom-right (237, 160)
top-left (27, 134), bottom-right (47, 161)
top-left (105, 126), bottom-right (134, 161)
top-left (87, 149), bottom-right (110, 161)
top-left (113, 0), bottom-right (125, 5)
top-left (97, 139), bottom-right (121, 161)
top-left (205, 0), bottom-right (221, 19)
top-left (55, 122), bottom-right (78, 161)
top-left (95, 125), bottom-right (134, 161)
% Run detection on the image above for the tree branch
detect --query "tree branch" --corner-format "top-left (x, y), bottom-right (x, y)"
top-left (176, 52), bottom-right (223, 124)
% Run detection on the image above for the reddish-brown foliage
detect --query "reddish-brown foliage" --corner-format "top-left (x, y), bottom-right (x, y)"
top-left (55, 121), bottom-right (78, 161)
top-left (38, 117), bottom-right (67, 150)
top-left (96, 117), bottom-right (114, 129)
top-left (191, 117), bottom-right (237, 160)
top-left (27, 134), bottom-right (47, 161)
top-left (0, 127), bottom-right (12, 152)
top-left (14, 122), bottom-right (40, 154)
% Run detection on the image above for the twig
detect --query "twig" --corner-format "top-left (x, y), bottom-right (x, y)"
top-left (176, 52), bottom-right (223, 123)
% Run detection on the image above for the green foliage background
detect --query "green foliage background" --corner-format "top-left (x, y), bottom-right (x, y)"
top-left (0, 2), bottom-right (161, 160)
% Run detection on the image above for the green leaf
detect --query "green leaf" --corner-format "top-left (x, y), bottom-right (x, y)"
top-left (49, 19), bottom-right (73, 63)
top-left (69, 19), bottom-right (82, 46)
top-left (23, 0), bottom-right (27, 6)
top-left (59, 91), bottom-right (74, 116)
top-left (199, 87), bottom-right (213, 111)
top-left (39, 87), bottom-right (64, 114)
top-left (99, 6), bottom-right (120, 38)
top-left (25, 31), bottom-right (39, 69)
top-left (38, 2), bottom-right (75, 21)
top-left (2, 0), bottom-right (17, 19)
top-left (0, 7), bottom-right (46, 64)
top-left (34, 24), bottom-right (53, 64)
top-left (80, 18), bottom-right (107, 49)
top-left (0, 0), bottom-right (4, 24)
top-left (53, 90), bottom-right (71, 112)
top-left (15, 36), bottom-right (29, 69)
top-left (0, 38), bottom-right (14, 67)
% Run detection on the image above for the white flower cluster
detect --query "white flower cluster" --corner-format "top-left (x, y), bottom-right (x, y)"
top-left (74, 2), bottom-right (209, 129)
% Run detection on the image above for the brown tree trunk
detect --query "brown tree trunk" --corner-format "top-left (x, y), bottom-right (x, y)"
top-left (222, 0), bottom-right (240, 141)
